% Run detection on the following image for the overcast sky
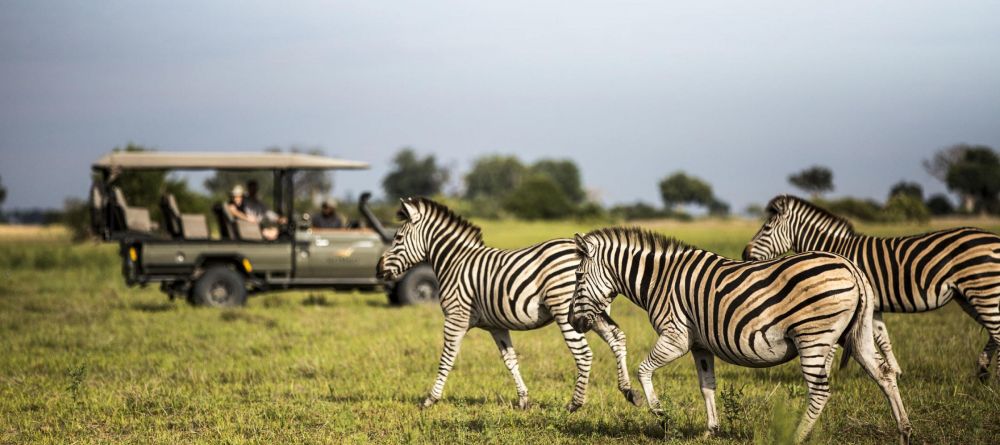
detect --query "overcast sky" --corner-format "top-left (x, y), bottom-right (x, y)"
top-left (2, 1), bottom-right (999, 211)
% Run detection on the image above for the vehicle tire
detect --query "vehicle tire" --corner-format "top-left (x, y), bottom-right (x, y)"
top-left (389, 264), bottom-right (439, 306)
top-left (190, 266), bottom-right (248, 307)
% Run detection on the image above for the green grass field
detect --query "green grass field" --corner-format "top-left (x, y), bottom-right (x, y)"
top-left (2, 219), bottom-right (999, 444)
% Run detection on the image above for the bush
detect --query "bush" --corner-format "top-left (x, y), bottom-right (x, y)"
top-left (925, 194), bottom-right (954, 216)
top-left (815, 197), bottom-right (884, 222)
top-left (609, 202), bottom-right (664, 221)
top-left (883, 193), bottom-right (931, 223)
top-left (502, 175), bottom-right (574, 220)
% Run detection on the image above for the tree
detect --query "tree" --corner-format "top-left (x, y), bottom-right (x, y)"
top-left (925, 194), bottom-right (954, 216)
top-left (530, 159), bottom-right (586, 204)
top-left (944, 146), bottom-right (1000, 214)
top-left (883, 194), bottom-right (930, 223)
top-left (707, 198), bottom-right (730, 217)
top-left (502, 175), bottom-right (574, 220)
top-left (658, 172), bottom-right (714, 210)
top-left (465, 155), bottom-right (526, 200)
top-left (382, 147), bottom-right (449, 200)
top-left (889, 181), bottom-right (923, 201)
top-left (788, 166), bottom-right (834, 197)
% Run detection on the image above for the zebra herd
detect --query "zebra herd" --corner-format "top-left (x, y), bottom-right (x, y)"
top-left (376, 195), bottom-right (1000, 444)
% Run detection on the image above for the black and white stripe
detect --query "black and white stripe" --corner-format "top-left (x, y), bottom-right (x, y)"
top-left (376, 197), bottom-right (640, 411)
top-left (569, 227), bottom-right (911, 444)
top-left (744, 195), bottom-right (1000, 380)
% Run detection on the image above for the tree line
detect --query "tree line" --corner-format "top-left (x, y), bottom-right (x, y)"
top-left (2, 142), bottom-right (998, 236)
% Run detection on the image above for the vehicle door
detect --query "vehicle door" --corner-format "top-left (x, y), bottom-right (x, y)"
top-left (294, 229), bottom-right (383, 279)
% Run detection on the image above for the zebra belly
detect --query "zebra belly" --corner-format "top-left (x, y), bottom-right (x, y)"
top-left (697, 331), bottom-right (797, 368)
top-left (470, 297), bottom-right (555, 331)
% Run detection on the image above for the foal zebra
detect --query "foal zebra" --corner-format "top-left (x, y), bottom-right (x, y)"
top-left (569, 227), bottom-right (911, 444)
top-left (376, 197), bottom-right (640, 411)
top-left (743, 195), bottom-right (1000, 380)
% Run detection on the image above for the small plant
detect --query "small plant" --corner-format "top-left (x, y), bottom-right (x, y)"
top-left (302, 293), bottom-right (330, 306)
top-left (720, 384), bottom-right (755, 440)
top-left (67, 364), bottom-right (87, 402)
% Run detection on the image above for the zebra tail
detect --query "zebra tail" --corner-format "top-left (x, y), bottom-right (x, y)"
top-left (842, 264), bottom-right (877, 369)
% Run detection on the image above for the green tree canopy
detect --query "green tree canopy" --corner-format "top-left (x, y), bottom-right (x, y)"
top-left (502, 174), bottom-right (574, 220)
top-left (788, 166), bottom-right (834, 197)
top-left (925, 194), bottom-right (954, 216)
top-left (889, 181), bottom-right (923, 201)
top-left (658, 171), bottom-right (714, 209)
top-left (464, 155), bottom-right (526, 200)
top-left (530, 159), bottom-right (585, 204)
top-left (944, 145), bottom-right (1000, 213)
top-left (203, 147), bottom-right (332, 204)
top-left (382, 147), bottom-right (449, 200)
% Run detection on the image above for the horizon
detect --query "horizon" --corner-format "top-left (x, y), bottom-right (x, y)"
top-left (2, 1), bottom-right (999, 211)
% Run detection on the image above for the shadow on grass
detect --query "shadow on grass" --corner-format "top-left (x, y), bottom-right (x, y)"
top-left (129, 301), bottom-right (177, 312)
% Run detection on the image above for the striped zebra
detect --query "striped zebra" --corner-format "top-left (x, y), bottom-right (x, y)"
top-left (743, 195), bottom-right (1000, 380)
top-left (375, 197), bottom-right (641, 411)
top-left (568, 227), bottom-right (911, 444)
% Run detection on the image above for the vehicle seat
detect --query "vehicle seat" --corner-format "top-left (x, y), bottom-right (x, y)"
top-left (89, 182), bottom-right (107, 238)
top-left (161, 194), bottom-right (209, 240)
top-left (214, 202), bottom-right (262, 241)
top-left (111, 187), bottom-right (153, 232)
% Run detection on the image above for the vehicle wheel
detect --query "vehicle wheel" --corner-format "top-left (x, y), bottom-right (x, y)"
top-left (389, 264), bottom-right (439, 306)
top-left (190, 266), bottom-right (248, 307)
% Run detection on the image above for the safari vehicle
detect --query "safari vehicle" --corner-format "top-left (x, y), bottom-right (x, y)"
top-left (90, 151), bottom-right (438, 307)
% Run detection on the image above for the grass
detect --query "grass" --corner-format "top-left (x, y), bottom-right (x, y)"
top-left (1, 218), bottom-right (999, 444)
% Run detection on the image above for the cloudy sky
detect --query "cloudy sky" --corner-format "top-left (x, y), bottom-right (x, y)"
top-left (2, 1), bottom-right (998, 211)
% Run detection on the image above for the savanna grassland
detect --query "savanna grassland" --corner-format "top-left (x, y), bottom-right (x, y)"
top-left (1, 219), bottom-right (999, 444)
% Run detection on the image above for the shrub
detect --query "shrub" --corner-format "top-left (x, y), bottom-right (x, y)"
top-left (501, 175), bottom-right (574, 220)
top-left (883, 193), bottom-right (931, 223)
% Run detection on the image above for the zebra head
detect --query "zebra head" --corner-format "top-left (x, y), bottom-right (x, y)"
top-left (376, 197), bottom-right (430, 281)
top-left (569, 233), bottom-right (617, 334)
top-left (743, 195), bottom-right (796, 261)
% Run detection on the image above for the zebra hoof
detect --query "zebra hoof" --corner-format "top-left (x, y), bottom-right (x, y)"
top-left (420, 397), bottom-right (437, 409)
top-left (566, 401), bottom-right (583, 413)
top-left (622, 388), bottom-right (643, 407)
top-left (517, 396), bottom-right (530, 410)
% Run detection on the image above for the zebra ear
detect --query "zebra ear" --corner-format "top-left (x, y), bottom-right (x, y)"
top-left (573, 233), bottom-right (591, 258)
top-left (400, 198), bottom-right (422, 223)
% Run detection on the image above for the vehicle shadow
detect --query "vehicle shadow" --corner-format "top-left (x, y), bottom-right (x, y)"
top-left (127, 301), bottom-right (177, 312)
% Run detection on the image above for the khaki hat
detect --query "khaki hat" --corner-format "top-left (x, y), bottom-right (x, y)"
top-left (231, 185), bottom-right (245, 196)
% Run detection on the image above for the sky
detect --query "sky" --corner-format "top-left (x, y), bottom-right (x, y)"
top-left (1, 1), bottom-right (999, 212)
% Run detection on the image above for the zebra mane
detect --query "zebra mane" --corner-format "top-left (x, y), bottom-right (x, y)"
top-left (770, 195), bottom-right (856, 233)
top-left (587, 226), bottom-right (693, 253)
top-left (406, 197), bottom-right (484, 245)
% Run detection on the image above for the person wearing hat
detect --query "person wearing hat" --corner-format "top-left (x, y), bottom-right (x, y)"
top-left (226, 184), bottom-right (279, 240)
top-left (312, 199), bottom-right (346, 229)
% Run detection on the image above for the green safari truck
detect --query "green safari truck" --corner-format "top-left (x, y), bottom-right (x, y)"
top-left (90, 151), bottom-right (438, 307)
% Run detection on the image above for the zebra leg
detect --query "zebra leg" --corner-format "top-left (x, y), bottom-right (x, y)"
top-left (955, 295), bottom-right (1000, 381)
top-left (691, 348), bottom-right (719, 436)
top-left (793, 342), bottom-right (837, 443)
top-left (848, 320), bottom-right (912, 445)
top-left (637, 332), bottom-right (690, 415)
top-left (592, 313), bottom-right (641, 406)
top-left (556, 317), bottom-right (594, 412)
top-left (488, 329), bottom-right (530, 409)
top-left (422, 317), bottom-right (469, 409)
top-left (872, 312), bottom-right (903, 376)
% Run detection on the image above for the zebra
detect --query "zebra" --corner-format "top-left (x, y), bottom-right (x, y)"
top-left (568, 227), bottom-right (911, 444)
top-left (743, 195), bottom-right (1000, 380)
top-left (375, 197), bottom-right (641, 411)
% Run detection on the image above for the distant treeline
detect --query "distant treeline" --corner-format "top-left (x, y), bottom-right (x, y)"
top-left (1, 143), bottom-right (998, 240)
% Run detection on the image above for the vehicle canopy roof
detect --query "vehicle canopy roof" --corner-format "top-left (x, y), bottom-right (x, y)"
top-left (92, 151), bottom-right (370, 171)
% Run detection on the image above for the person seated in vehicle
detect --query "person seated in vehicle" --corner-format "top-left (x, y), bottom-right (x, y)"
top-left (242, 180), bottom-right (287, 226)
top-left (312, 199), bottom-right (346, 229)
top-left (226, 185), bottom-right (279, 240)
